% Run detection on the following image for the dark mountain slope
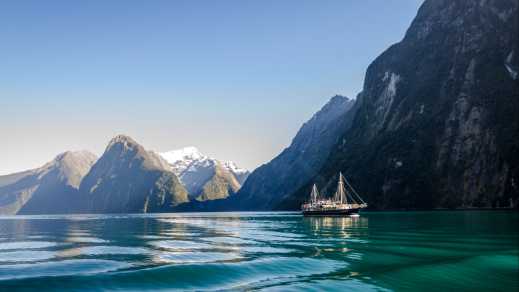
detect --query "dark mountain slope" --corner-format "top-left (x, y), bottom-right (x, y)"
top-left (79, 135), bottom-right (188, 213)
top-left (287, 0), bottom-right (519, 210)
top-left (232, 95), bottom-right (357, 210)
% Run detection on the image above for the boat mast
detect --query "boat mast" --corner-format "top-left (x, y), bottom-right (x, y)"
top-left (335, 172), bottom-right (347, 204)
top-left (310, 184), bottom-right (319, 203)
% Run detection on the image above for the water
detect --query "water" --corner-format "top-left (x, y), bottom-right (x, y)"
top-left (0, 211), bottom-right (517, 291)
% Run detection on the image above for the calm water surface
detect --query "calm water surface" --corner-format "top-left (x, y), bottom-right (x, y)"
top-left (0, 211), bottom-right (517, 291)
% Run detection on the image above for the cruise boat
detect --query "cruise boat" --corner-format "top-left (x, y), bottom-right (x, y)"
top-left (301, 173), bottom-right (367, 216)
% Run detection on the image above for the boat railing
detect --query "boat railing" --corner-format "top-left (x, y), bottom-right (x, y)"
top-left (302, 201), bottom-right (368, 211)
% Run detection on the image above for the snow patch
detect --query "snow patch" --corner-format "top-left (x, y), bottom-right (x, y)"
top-left (376, 72), bottom-right (401, 128)
top-left (387, 73), bottom-right (401, 99)
top-left (160, 147), bottom-right (247, 176)
top-left (505, 64), bottom-right (518, 80)
top-left (382, 71), bottom-right (389, 82)
top-left (159, 147), bottom-right (249, 191)
top-left (505, 51), bottom-right (518, 80)
top-left (223, 161), bottom-right (248, 175)
top-left (506, 51), bottom-right (514, 63)
top-left (160, 147), bottom-right (210, 177)
top-left (160, 147), bottom-right (205, 165)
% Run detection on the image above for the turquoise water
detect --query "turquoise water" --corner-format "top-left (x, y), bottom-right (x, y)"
top-left (0, 211), bottom-right (517, 291)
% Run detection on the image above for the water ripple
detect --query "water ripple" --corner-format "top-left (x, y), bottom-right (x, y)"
top-left (0, 211), bottom-right (516, 291)
top-left (0, 241), bottom-right (58, 251)
top-left (0, 259), bottom-right (130, 280)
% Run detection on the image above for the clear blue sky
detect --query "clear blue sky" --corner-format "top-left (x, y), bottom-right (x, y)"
top-left (0, 0), bottom-right (423, 174)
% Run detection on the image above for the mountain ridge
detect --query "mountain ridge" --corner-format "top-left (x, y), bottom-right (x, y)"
top-left (159, 147), bottom-right (249, 201)
top-left (227, 94), bottom-right (357, 210)
top-left (0, 151), bottom-right (98, 215)
top-left (79, 135), bottom-right (189, 213)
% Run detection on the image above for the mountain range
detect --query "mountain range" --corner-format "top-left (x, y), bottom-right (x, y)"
top-left (0, 136), bottom-right (249, 214)
top-left (159, 147), bottom-right (249, 201)
top-left (1, 0), bottom-right (517, 214)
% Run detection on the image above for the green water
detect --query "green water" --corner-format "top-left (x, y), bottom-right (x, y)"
top-left (0, 211), bottom-right (517, 291)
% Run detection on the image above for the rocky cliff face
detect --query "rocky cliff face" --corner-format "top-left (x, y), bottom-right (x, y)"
top-left (80, 135), bottom-right (188, 213)
top-left (232, 95), bottom-right (356, 210)
top-left (0, 151), bottom-right (97, 215)
top-left (287, 0), bottom-right (519, 210)
top-left (194, 163), bottom-right (241, 201)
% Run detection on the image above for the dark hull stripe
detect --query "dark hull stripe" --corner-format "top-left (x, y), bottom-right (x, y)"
top-left (302, 208), bottom-right (361, 216)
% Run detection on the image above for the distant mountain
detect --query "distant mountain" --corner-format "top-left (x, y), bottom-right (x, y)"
top-left (288, 0), bottom-right (519, 210)
top-left (222, 161), bottom-right (250, 185)
top-left (159, 147), bottom-right (249, 201)
top-left (0, 137), bottom-right (249, 215)
top-left (0, 151), bottom-right (97, 215)
top-left (159, 147), bottom-right (205, 177)
top-left (80, 135), bottom-right (188, 213)
top-left (0, 170), bottom-right (34, 188)
top-left (230, 95), bottom-right (356, 210)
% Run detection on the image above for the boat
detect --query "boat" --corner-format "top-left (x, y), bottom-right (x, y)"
top-left (301, 172), bottom-right (367, 216)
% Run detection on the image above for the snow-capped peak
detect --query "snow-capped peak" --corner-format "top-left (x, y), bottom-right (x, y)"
top-left (159, 147), bottom-right (249, 185)
top-left (223, 161), bottom-right (248, 175)
top-left (159, 147), bottom-right (209, 176)
top-left (160, 146), bottom-right (206, 164)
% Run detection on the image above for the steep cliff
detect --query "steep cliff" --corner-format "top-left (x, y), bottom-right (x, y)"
top-left (287, 0), bottom-right (519, 210)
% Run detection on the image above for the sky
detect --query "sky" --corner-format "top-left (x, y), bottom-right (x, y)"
top-left (0, 0), bottom-right (423, 175)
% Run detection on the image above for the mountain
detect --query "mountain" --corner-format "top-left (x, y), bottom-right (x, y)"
top-left (159, 147), bottom-right (249, 201)
top-left (230, 95), bottom-right (356, 210)
top-left (0, 170), bottom-right (34, 188)
top-left (285, 0), bottom-right (519, 210)
top-left (159, 147), bottom-right (205, 177)
top-left (0, 138), bottom-right (247, 214)
top-left (79, 135), bottom-right (188, 213)
top-left (222, 161), bottom-right (250, 185)
top-left (0, 151), bottom-right (97, 215)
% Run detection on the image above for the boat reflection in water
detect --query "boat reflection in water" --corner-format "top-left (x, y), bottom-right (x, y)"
top-left (303, 216), bottom-right (369, 259)
top-left (304, 215), bottom-right (369, 239)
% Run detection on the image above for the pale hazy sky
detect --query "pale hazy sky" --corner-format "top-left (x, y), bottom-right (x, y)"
top-left (0, 0), bottom-right (423, 175)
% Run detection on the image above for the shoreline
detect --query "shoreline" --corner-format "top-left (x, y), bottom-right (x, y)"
top-left (1, 208), bottom-right (518, 217)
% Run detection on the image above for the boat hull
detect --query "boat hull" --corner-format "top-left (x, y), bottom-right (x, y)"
top-left (302, 208), bottom-right (361, 216)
